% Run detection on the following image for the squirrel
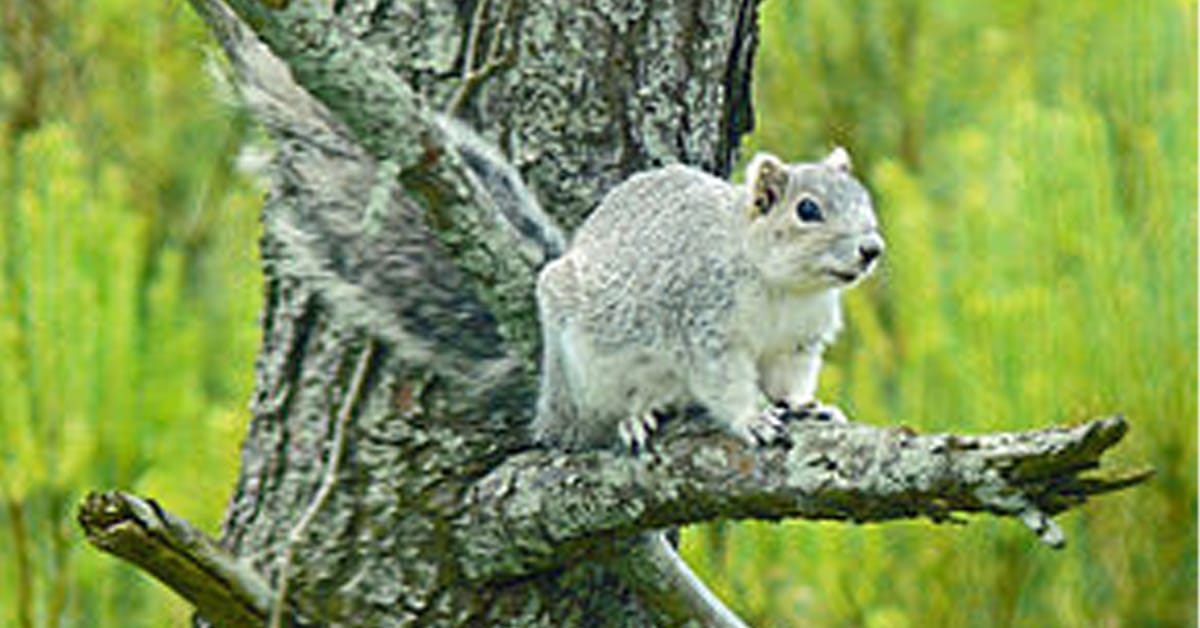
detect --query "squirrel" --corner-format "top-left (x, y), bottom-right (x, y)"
top-left (533, 148), bottom-right (883, 452)
top-left (444, 121), bottom-right (883, 626)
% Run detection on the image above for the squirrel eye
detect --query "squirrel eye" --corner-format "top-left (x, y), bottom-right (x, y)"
top-left (795, 197), bottom-right (823, 223)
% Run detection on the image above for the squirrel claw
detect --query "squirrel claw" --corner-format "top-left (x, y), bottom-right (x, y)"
top-left (735, 411), bottom-right (792, 449)
top-left (780, 400), bottom-right (848, 424)
top-left (619, 412), bottom-right (659, 455)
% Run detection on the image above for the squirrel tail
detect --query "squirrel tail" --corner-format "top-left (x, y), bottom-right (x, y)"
top-left (435, 115), bottom-right (566, 268)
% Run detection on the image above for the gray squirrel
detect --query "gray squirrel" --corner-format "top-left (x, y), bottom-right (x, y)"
top-left (448, 120), bottom-right (883, 627)
top-left (533, 148), bottom-right (883, 452)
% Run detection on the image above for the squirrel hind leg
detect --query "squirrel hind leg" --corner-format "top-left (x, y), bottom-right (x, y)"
top-left (532, 322), bottom-right (578, 447)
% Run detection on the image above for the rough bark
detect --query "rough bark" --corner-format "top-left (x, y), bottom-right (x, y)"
top-left (78, 416), bottom-right (1147, 624)
top-left (455, 415), bottom-right (1150, 581)
top-left (76, 1), bottom-right (1149, 626)
top-left (188, 0), bottom-right (763, 624)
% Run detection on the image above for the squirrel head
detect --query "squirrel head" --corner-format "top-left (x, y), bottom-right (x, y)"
top-left (744, 148), bottom-right (884, 292)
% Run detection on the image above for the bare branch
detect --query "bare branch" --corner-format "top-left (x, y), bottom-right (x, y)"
top-left (77, 416), bottom-right (1148, 623)
top-left (445, 0), bottom-right (516, 115)
top-left (270, 340), bottom-right (376, 628)
top-left (455, 415), bottom-right (1151, 582)
top-left (77, 491), bottom-right (277, 628)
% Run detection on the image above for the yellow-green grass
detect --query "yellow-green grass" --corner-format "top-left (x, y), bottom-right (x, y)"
top-left (1, 4), bottom-right (260, 625)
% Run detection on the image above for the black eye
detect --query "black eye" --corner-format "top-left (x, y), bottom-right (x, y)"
top-left (795, 197), bottom-right (823, 222)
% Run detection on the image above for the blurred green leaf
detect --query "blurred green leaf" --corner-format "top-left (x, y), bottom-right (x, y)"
top-left (0, 2), bottom-right (261, 625)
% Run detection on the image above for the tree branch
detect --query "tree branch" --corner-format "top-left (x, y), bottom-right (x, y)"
top-left (455, 415), bottom-right (1151, 582)
top-left (77, 491), bottom-right (278, 628)
top-left (77, 416), bottom-right (1149, 622)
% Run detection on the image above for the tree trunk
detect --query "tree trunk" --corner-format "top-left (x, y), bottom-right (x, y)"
top-left (207, 0), bottom-right (759, 624)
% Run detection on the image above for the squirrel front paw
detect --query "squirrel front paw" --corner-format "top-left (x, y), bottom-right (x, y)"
top-left (731, 411), bottom-right (792, 448)
top-left (774, 399), bottom-right (849, 424)
top-left (618, 411), bottom-right (660, 455)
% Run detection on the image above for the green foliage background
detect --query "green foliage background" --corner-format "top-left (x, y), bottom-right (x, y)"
top-left (0, 0), bottom-right (1195, 626)
top-left (0, 3), bottom-right (261, 625)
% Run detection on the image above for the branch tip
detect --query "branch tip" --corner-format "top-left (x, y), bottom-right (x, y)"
top-left (77, 490), bottom-right (275, 628)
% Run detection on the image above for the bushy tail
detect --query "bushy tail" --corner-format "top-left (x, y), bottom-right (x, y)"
top-left (191, 0), bottom-right (566, 366)
top-left (436, 115), bottom-right (566, 267)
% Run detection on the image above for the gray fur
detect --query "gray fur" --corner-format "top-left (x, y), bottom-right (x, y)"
top-left (535, 149), bottom-right (884, 451)
top-left (204, 11), bottom-right (562, 370)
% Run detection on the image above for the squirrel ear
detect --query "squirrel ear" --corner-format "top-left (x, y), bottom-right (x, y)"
top-left (747, 152), bottom-right (788, 216)
top-left (824, 146), bottom-right (852, 173)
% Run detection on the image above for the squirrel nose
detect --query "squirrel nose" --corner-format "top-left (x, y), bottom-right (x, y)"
top-left (858, 237), bottom-right (884, 265)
